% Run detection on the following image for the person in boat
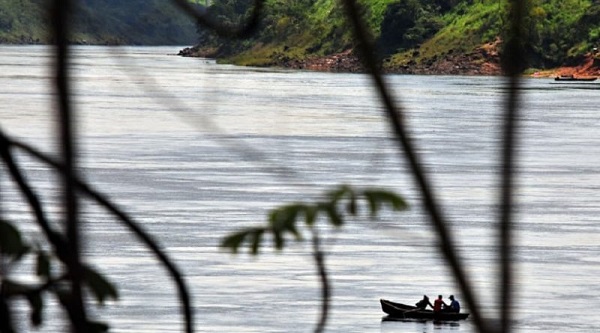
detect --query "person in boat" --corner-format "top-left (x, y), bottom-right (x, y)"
top-left (433, 295), bottom-right (448, 313)
top-left (415, 295), bottom-right (433, 310)
top-left (446, 295), bottom-right (460, 313)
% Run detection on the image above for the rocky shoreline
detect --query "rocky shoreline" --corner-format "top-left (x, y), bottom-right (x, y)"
top-left (178, 44), bottom-right (600, 78)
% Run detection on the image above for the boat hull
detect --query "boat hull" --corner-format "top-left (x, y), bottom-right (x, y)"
top-left (554, 76), bottom-right (597, 82)
top-left (380, 299), bottom-right (469, 321)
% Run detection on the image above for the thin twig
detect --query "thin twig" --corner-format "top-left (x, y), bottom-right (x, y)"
top-left (311, 228), bottom-right (329, 333)
top-left (0, 295), bottom-right (15, 333)
top-left (499, 1), bottom-right (526, 332)
top-left (0, 132), bottom-right (69, 260)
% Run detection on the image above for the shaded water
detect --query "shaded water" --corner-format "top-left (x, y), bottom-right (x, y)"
top-left (1, 46), bottom-right (599, 332)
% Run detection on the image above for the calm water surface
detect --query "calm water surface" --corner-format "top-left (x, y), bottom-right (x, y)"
top-left (1, 46), bottom-right (599, 332)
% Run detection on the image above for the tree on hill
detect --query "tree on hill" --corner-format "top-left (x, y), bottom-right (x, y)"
top-left (377, 0), bottom-right (444, 56)
top-left (0, 0), bottom-right (199, 45)
top-left (188, 0), bottom-right (600, 72)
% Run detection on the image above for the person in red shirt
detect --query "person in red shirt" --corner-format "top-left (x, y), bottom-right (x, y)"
top-left (433, 295), bottom-right (448, 312)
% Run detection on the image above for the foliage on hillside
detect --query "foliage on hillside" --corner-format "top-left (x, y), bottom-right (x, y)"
top-left (0, 0), bottom-right (49, 43)
top-left (0, 0), bottom-right (200, 45)
top-left (193, 0), bottom-right (409, 64)
top-left (192, 0), bottom-right (600, 71)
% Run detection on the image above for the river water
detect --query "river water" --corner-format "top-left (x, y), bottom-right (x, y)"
top-left (1, 46), bottom-right (599, 333)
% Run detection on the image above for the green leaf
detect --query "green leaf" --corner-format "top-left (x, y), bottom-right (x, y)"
top-left (221, 186), bottom-right (409, 260)
top-left (363, 190), bottom-right (408, 216)
top-left (346, 190), bottom-right (358, 215)
top-left (83, 266), bottom-right (119, 305)
top-left (269, 204), bottom-right (302, 231)
top-left (327, 185), bottom-right (352, 203)
top-left (250, 229), bottom-right (264, 255)
top-left (273, 229), bottom-right (284, 250)
top-left (364, 193), bottom-right (379, 216)
top-left (221, 227), bottom-right (266, 254)
top-left (304, 205), bottom-right (318, 226)
top-left (0, 220), bottom-right (29, 258)
top-left (269, 204), bottom-right (305, 245)
top-left (221, 230), bottom-right (250, 254)
top-left (36, 251), bottom-right (51, 280)
top-left (324, 203), bottom-right (343, 227)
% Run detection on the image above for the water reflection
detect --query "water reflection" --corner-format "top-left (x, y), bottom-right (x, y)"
top-left (381, 317), bottom-right (462, 332)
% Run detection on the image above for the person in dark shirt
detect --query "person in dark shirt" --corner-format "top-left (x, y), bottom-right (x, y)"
top-left (433, 295), bottom-right (448, 312)
top-left (447, 295), bottom-right (461, 313)
top-left (415, 295), bottom-right (433, 310)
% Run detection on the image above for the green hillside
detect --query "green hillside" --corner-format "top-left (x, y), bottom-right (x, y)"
top-left (0, 0), bottom-right (200, 45)
top-left (190, 0), bottom-right (600, 71)
top-left (0, 0), bottom-right (49, 43)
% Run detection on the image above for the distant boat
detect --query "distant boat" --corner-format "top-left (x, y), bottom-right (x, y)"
top-left (554, 75), bottom-right (597, 82)
top-left (380, 299), bottom-right (469, 321)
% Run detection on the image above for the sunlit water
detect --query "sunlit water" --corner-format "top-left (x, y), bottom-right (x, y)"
top-left (1, 45), bottom-right (599, 332)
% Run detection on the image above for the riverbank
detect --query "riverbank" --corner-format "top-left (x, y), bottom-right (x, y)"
top-left (178, 45), bottom-right (600, 78)
top-left (532, 53), bottom-right (600, 78)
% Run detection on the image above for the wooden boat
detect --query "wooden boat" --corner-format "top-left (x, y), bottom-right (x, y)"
top-left (554, 75), bottom-right (597, 82)
top-left (380, 299), bottom-right (469, 321)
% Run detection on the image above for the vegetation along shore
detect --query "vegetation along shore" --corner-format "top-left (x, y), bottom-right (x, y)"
top-left (180, 0), bottom-right (600, 77)
top-left (3, 0), bottom-right (600, 76)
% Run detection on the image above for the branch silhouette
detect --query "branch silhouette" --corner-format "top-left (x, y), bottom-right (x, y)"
top-left (0, 132), bottom-right (69, 260)
top-left (311, 227), bottom-right (329, 333)
top-left (50, 0), bottom-right (88, 330)
top-left (1, 0), bottom-right (527, 331)
top-left (339, 0), bottom-right (491, 331)
top-left (498, 1), bottom-right (527, 332)
top-left (1, 131), bottom-right (194, 333)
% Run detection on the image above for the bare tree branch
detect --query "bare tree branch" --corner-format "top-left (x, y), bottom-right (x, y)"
top-left (499, 1), bottom-right (527, 332)
top-left (49, 0), bottom-right (89, 331)
top-left (338, 0), bottom-right (490, 331)
top-left (0, 132), bottom-right (69, 259)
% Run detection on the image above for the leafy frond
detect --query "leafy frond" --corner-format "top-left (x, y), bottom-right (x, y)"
top-left (0, 219), bottom-right (30, 259)
top-left (221, 227), bottom-right (267, 254)
top-left (362, 189), bottom-right (408, 216)
top-left (83, 265), bottom-right (119, 305)
top-left (222, 185), bottom-right (408, 254)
